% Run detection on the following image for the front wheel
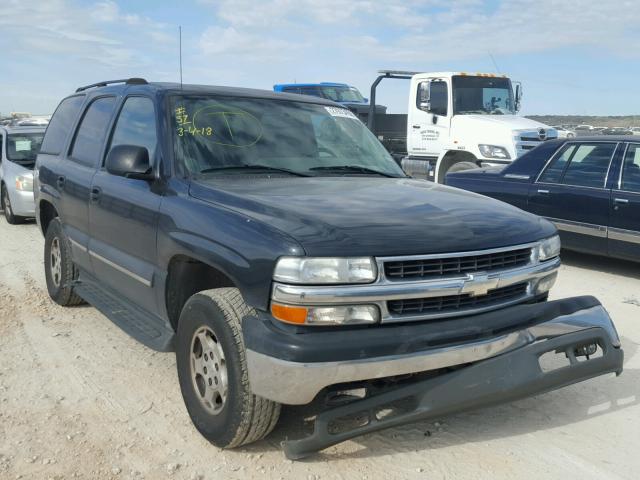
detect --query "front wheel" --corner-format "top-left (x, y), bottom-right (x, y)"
top-left (2, 185), bottom-right (25, 225)
top-left (176, 288), bottom-right (280, 449)
top-left (447, 161), bottom-right (479, 174)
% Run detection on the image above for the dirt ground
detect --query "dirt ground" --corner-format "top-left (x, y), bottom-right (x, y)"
top-left (0, 218), bottom-right (638, 480)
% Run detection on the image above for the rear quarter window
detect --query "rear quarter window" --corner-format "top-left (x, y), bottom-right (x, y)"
top-left (40, 95), bottom-right (85, 155)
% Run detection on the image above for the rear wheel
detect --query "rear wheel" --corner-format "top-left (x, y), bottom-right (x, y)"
top-left (2, 185), bottom-right (25, 225)
top-left (44, 218), bottom-right (84, 306)
top-left (176, 288), bottom-right (280, 449)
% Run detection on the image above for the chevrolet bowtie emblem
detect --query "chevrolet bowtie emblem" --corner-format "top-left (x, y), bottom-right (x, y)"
top-left (461, 273), bottom-right (499, 297)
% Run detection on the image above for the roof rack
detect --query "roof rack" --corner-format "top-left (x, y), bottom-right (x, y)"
top-left (75, 78), bottom-right (148, 93)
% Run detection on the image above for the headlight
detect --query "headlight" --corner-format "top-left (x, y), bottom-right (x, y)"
top-left (273, 257), bottom-right (377, 284)
top-left (478, 144), bottom-right (511, 159)
top-left (15, 174), bottom-right (34, 192)
top-left (536, 235), bottom-right (561, 261)
top-left (271, 303), bottom-right (380, 325)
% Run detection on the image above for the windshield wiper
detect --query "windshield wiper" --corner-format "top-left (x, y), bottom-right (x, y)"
top-left (199, 164), bottom-right (312, 177)
top-left (309, 165), bottom-right (400, 178)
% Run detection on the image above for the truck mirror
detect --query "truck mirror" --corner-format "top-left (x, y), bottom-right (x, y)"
top-left (514, 82), bottom-right (522, 112)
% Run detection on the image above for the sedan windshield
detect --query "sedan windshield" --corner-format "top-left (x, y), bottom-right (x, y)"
top-left (6, 132), bottom-right (44, 164)
top-left (171, 96), bottom-right (403, 177)
top-left (452, 76), bottom-right (515, 115)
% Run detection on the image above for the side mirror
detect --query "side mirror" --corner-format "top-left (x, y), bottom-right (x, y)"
top-left (514, 82), bottom-right (522, 112)
top-left (105, 145), bottom-right (153, 180)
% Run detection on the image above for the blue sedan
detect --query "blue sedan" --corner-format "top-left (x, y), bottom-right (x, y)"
top-left (446, 136), bottom-right (640, 261)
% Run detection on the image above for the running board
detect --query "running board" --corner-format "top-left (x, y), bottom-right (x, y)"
top-left (282, 326), bottom-right (623, 460)
top-left (74, 275), bottom-right (175, 352)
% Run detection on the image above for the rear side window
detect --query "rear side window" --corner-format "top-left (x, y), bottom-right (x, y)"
top-left (561, 143), bottom-right (615, 188)
top-left (621, 144), bottom-right (640, 193)
top-left (538, 144), bottom-right (575, 183)
top-left (40, 95), bottom-right (85, 155)
top-left (107, 97), bottom-right (157, 162)
top-left (70, 96), bottom-right (117, 167)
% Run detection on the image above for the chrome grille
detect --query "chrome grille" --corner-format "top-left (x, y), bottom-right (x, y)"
top-left (384, 247), bottom-right (532, 281)
top-left (387, 283), bottom-right (528, 316)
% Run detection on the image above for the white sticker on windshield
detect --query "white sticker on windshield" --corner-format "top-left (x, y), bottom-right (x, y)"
top-left (324, 106), bottom-right (358, 120)
top-left (15, 140), bottom-right (32, 151)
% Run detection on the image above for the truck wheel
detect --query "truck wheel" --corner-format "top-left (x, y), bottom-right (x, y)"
top-left (176, 288), bottom-right (281, 449)
top-left (2, 185), bottom-right (25, 225)
top-left (44, 218), bottom-right (84, 306)
top-left (447, 161), bottom-right (479, 174)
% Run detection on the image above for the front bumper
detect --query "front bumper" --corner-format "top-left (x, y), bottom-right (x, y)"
top-left (7, 188), bottom-right (35, 217)
top-left (245, 296), bottom-right (622, 406)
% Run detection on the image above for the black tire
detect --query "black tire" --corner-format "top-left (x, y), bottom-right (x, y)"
top-left (447, 161), bottom-right (479, 174)
top-left (176, 288), bottom-right (281, 449)
top-left (44, 218), bottom-right (84, 306)
top-left (1, 184), bottom-right (25, 225)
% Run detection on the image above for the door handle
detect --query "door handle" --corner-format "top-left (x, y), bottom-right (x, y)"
top-left (412, 125), bottom-right (421, 129)
top-left (614, 198), bottom-right (629, 205)
top-left (56, 176), bottom-right (65, 189)
top-left (537, 189), bottom-right (549, 195)
top-left (89, 187), bottom-right (102, 203)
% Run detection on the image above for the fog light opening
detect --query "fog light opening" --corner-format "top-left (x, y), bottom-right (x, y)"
top-left (574, 342), bottom-right (602, 361)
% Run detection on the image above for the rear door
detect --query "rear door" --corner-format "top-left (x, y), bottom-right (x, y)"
top-left (59, 96), bottom-right (118, 272)
top-left (88, 96), bottom-right (162, 314)
top-left (527, 142), bottom-right (618, 253)
top-left (609, 142), bottom-right (640, 259)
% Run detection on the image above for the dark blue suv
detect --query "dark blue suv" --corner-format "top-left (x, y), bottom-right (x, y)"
top-left (35, 78), bottom-right (623, 459)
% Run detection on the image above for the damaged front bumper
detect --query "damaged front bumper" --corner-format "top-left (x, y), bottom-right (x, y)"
top-left (244, 296), bottom-right (623, 458)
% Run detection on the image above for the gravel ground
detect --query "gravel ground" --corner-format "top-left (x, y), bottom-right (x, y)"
top-left (0, 218), bottom-right (638, 480)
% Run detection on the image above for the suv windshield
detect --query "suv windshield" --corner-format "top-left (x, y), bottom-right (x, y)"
top-left (6, 132), bottom-right (44, 165)
top-left (452, 76), bottom-right (515, 115)
top-left (318, 86), bottom-right (365, 103)
top-left (171, 96), bottom-right (403, 177)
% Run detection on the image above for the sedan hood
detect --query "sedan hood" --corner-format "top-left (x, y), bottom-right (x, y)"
top-left (190, 177), bottom-right (556, 256)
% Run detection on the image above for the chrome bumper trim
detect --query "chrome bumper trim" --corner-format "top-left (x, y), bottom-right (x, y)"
top-left (247, 305), bottom-right (620, 405)
top-left (272, 256), bottom-right (560, 323)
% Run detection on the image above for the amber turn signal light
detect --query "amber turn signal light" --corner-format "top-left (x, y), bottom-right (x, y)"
top-left (271, 303), bottom-right (308, 325)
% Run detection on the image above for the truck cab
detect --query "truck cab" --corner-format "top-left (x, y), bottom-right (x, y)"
top-left (368, 71), bottom-right (557, 182)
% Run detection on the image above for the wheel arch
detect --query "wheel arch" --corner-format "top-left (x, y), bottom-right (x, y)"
top-left (38, 200), bottom-right (59, 236)
top-left (435, 150), bottom-right (479, 183)
top-left (165, 254), bottom-right (238, 331)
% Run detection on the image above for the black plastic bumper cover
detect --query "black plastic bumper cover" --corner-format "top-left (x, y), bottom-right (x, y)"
top-left (282, 325), bottom-right (623, 460)
top-left (245, 295), bottom-right (600, 363)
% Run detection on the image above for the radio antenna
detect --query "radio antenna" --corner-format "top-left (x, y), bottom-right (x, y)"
top-left (488, 52), bottom-right (501, 74)
top-left (179, 26), bottom-right (183, 88)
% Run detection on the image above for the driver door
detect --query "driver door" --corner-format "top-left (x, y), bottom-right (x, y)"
top-left (409, 80), bottom-right (450, 157)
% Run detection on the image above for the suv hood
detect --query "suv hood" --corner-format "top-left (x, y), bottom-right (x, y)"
top-left (190, 177), bottom-right (555, 257)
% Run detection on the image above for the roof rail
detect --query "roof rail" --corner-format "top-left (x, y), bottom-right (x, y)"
top-left (75, 78), bottom-right (148, 93)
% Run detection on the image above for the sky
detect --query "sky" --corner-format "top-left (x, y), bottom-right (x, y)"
top-left (1, 0), bottom-right (640, 116)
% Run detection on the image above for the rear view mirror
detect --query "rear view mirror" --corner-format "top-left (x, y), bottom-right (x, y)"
top-left (105, 145), bottom-right (153, 180)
